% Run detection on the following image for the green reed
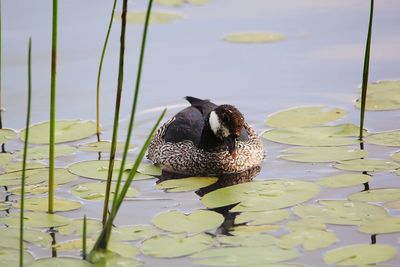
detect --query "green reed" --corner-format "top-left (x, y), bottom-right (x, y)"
top-left (96, 0), bottom-right (118, 141)
top-left (359, 0), bottom-right (374, 141)
top-left (48, 0), bottom-right (58, 214)
top-left (82, 215), bottom-right (87, 260)
top-left (20, 37), bottom-right (32, 267)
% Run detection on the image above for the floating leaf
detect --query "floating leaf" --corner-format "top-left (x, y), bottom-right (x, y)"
top-left (137, 163), bottom-right (161, 176)
top-left (90, 251), bottom-right (143, 267)
top-left (355, 80), bottom-right (400, 111)
top-left (2, 161), bottom-right (46, 173)
top-left (123, 10), bottom-right (183, 24)
top-left (224, 32), bottom-right (286, 44)
top-left (58, 218), bottom-right (102, 236)
top-left (359, 217), bottom-right (400, 234)
top-left (15, 144), bottom-right (77, 160)
top-left (230, 224), bottom-right (280, 235)
top-left (323, 244), bottom-right (397, 266)
top-left (235, 210), bottom-right (289, 225)
top-left (0, 212), bottom-right (71, 228)
top-left (348, 188), bottom-right (400, 202)
top-left (0, 128), bottom-right (17, 144)
top-left (201, 180), bottom-right (320, 212)
top-left (266, 106), bottom-right (346, 128)
top-left (0, 202), bottom-right (10, 211)
top-left (67, 160), bottom-right (130, 181)
top-left (111, 224), bottom-right (162, 242)
top-left (286, 220), bottom-right (327, 231)
top-left (0, 248), bottom-right (33, 266)
top-left (191, 246), bottom-right (299, 266)
top-left (392, 151), bottom-right (400, 161)
top-left (140, 233), bottom-right (213, 258)
top-left (13, 197), bottom-right (81, 212)
top-left (278, 229), bottom-right (337, 251)
top-left (71, 182), bottom-right (139, 201)
top-left (153, 209), bottom-right (224, 233)
top-left (0, 168), bottom-right (77, 187)
top-left (334, 159), bottom-right (400, 172)
top-left (187, 0), bottom-right (210, 5)
top-left (262, 124), bottom-right (362, 146)
top-left (293, 200), bottom-right (388, 225)
top-left (21, 120), bottom-right (96, 144)
top-left (319, 173), bottom-right (371, 188)
top-left (366, 130), bottom-right (400, 147)
top-left (0, 153), bottom-right (12, 165)
top-left (78, 141), bottom-right (136, 153)
top-left (28, 257), bottom-right (92, 267)
top-left (9, 183), bottom-right (55, 195)
top-left (384, 200), bottom-right (400, 210)
top-left (281, 146), bottom-right (367, 163)
top-left (155, 0), bottom-right (184, 7)
top-left (155, 177), bottom-right (218, 192)
top-left (217, 234), bottom-right (277, 247)
top-left (0, 227), bottom-right (52, 249)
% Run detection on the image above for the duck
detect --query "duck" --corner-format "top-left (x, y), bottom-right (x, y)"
top-left (147, 96), bottom-right (264, 175)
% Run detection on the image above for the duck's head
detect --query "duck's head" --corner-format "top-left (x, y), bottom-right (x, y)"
top-left (208, 104), bottom-right (245, 159)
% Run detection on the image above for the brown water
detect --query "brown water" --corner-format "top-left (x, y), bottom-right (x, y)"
top-left (2, 0), bottom-right (400, 266)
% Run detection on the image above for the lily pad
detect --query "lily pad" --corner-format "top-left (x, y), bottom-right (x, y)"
top-left (155, 177), bottom-right (218, 192)
top-left (111, 224), bottom-right (162, 242)
top-left (355, 80), bottom-right (400, 111)
top-left (71, 182), bottom-right (139, 201)
top-left (0, 168), bottom-right (77, 187)
top-left (67, 160), bottom-right (130, 181)
top-left (392, 151), bottom-right (400, 161)
top-left (278, 229), bottom-right (337, 251)
top-left (230, 224), bottom-right (280, 235)
top-left (266, 106), bottom-right (346, 128)
top-left (286, 220), bottom-right (327, 231)
top-left (0, 227), bottom-right (52, 249)
top-left (2, 161), bottom-right (46, 173)
top-left (281, 146), bottom-right (367, 163)
top-left (0, 128), bottom-right (17, 144)
top-left (191, 246), bottom-right (299, 266)
top-left (28, 257), bottom-right (92, 267)
top-left (217, 234), bottom-right (277, 247)
top-left (58, 218), bottom-right (102, 236)
top-left (78, 141), bottom-right (136, 153)
top-left (155, 0), bottom-right (184, 7)
top-left (14, 197), bottom-right (81, 212)
top-left (153, 209), bottom-right (224, 233)
top-left (0, 202), bottom-right (11, 211)
top-left (123, 10), bottom-right (184, 24)
top-left (187, 0), bottom-right (210, 5)
top-left (0, 212), bottom-right (71, 228)
top-left (224, 32), bottom-right (286, 44)
top-left (384, 200), bottom-right (400, 210)
top-left (201, 180), bottom-right (320, 212)
top-left (90, 251), bottom-right (143, 267)
top-left (235, 210), bottom-right (289, 225)
top-left (293, 200), bottom-right (389, 225)
top-left (0, 153), bottom-right (12, 165)
top-left (319, 173), bottom-right (371, 188)
top-left (334, 159), bottom-right (400, 172)
top-left (366, 130), bottom-right (400, 147)
top-left (137, 163), bottom-right (161, 176)
top-left (15, 144), bottom-right (77, 160)
top-left (0, 248), bottom-right (34, 266)
top-left (262, 124), bottom-right (362, 146)
top-left (359, 217), bottom-right (400, 234)
top-left (9, 183), bottom-right (55, 195)
top-left (323, 244), bottom-right (397, 266)
top-left (21, 120), bottom-right (96, 144)
top-left (140, 233), bottom-right (214, 258)
top-left (348, 188), bottom-right (400, 202)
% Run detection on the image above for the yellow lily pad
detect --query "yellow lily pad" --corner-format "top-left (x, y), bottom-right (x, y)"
top-left (224, 32), bottom-right (286, 44)
top-left (0, 227), bottom-right (52, 249)
top-left (0, 153), bottom-right (12, 165)
top-left (153, 209), bottom-right (224, 233)
top-left (111, 224), bottom-right (162, 242)
top-left (323, 244), bottom-right (397, 266)
top-left (348, 188), bottom-right (400, 202)
top-left (0, 248), bottom-right (34, 266)
top-left (78, 141), bottom-right (136, 153)
top-left (266, 106), bottom-right (346, 128)
top-left (0, 202), bottom-right (11, 211)
top-left (10, 183), bottom-right (56, 195)
top-left (278, 229), bottom-right (337, 251)
top-left (14, 197), bottom-right (81, 212)
top-left (15, 144), bottom-right (77, 160)
top-left (0, 128), bottom-right (17, 144)
top-left (155, 177), bottom-right (218, 192)
top-left (201, 180), bottom-right (320, 212)
top-left (2, 161), bottom-right (46, 173)
top-left (230, 224), bottom-right (280, 235)
top-left (67, 160), bottom-right (130, 181)
top-left (359, 217), bottom-right (400, 234)
top-left (281, 146), bottom-right (367, 163)
top-left (123, 10), bottom-right (184, 24)
top-left (58, 218), bottom-right (102, 236)
top-left (334, 159), bottom-right (400, 172)
top-left (235, 210), bottom-right (289, 225)
top-left (366, 130), bottom-right (400, 147)
top-left (263, 124), bottom-right (362, 146)
top-left (392, 151), bottom-right (400, 161)
top-left (138, 163), bottom-right (161, 176)
top-left (217, 234), bottom-right (277, 247)
top-left (28, 257), bottom-right (92, 267)
top-left (155, 0), bottom-right (184, 7)
top-left (384, 200), bottom-right (400, 210)
top-left (355, 80), bottom-right (400, 111)
top-left (319, 173), bottom-right (371, 188)
top-left (71, 182), bottom-right (139, 201)
top-left (0, 211), bottom-right (71, 228)
top-left (21, 120), bottom-right (96, 144)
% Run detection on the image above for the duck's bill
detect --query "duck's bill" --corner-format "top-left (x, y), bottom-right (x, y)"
top-left (225, 135), bottom-right (237, 159)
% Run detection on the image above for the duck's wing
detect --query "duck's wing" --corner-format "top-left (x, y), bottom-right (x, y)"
top-left (185, 96), bottom-right (217, 118)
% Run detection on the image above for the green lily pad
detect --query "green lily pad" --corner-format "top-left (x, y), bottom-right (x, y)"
top-left (140, 233), bottom-right (214, 258)
top-left (0, 227), bottom-right (52, 249)
top-left (293, 200), bottom-right (389, 225)
top-left (217, 234), bottom-right (277, 247)
top-left (319, 173), bottom-right (371, 188)
top-left (137, 163), bottom-right (161, 176)
top-left (155, 177), bottom-right (218, 192)
top-left (201, 180), bottom-right (320, 212)
top-left (28, 257), bottom-right (92, 267)
top-left (155, 0), bottom-right (184, 7)
top-left (392, 151), bottom-right (400, 161)
top-left (153, 209), bottom-right (224, 233)
top-left (58, 218), bottom-right (102, 236)
top-left (0, 128), bottom-right (17, 144)
top-left (224, 32), bottom-right (286, 44)
top-left (281, 146), bottom-right (367, 163)
top-left (14, 197), bottom-right (81, 212)
top-left (262, 124), bottom-right (362, 146)
top-left (366, 130), bottom-right (400, 147)
top-left (286, 220), bottom-right (327, 231)
top-left (0, 202), bottom-right (11, 211)
top-left (9, 183), bottom-right (55, 195)
top-left (0, 153), bottom-right (12, 165)
top-left (123, 10), bottom-right (184, 24)
top-left (323, 244), bottom-right (397, 266)
top-left (111, 224), bottom-right (162, 242)
top-left (71, 182), bottom-right (139, 201)
top-left (191, 246), bottom-right (299, 266)
top-left (230, 225), bottom-right (280, 235)
top-left (266, 106), bottom-right (346, 128)
top-left (0, 212), bottom-right (71, 228)
top-left (348, 188), bottom-right (400, 202)
top-left (78, 141), bottom-right (136, 153)
top-left (359, 217), bottom-right (400, 234)
top-left (15, 144), bottom-right (77, 160)
top-left (90, 251), bottom-right (143, 267)
top-left (0, 248), bottom-right (34, 266)
top-left (187, 0), bottom-right (210, 5)
top-left (2, 161), bottom-right (46, 173)
top-left (385, 200), bottom-right (400, 210)
top-left (334, 159), bottom-right (400, 172)
top-left (0, 168), bottom-right (77, 187)
top-left (278, 229), bottom-right (337, 251)
top-left (67, 160), bottom-right (129, 181)
top-left (355, 80), bottom-right (400, 111)
top-left (21, 120), bottom-right (96, 144)
top-left (235, 210), bottom-right (289, 225)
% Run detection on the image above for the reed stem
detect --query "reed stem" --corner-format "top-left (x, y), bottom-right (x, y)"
top-left (82, 215), bottom-right (87, 260)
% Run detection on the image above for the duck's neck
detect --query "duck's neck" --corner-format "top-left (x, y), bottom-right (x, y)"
top-left (198, 114), bottom-right (224, 150)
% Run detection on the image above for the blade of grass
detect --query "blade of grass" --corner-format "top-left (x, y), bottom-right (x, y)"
top-left (101, 0), bottom-right (129, 225)
top-left (82, 215), bottom-right (87, 260)
top-left (96, 0), bottom-right (118, 142)
top-left (111, 0), bottom-right (155, 220)
top-left (359, 0), bottom-right (374, 141)
top-left (20, 37), bottom-right (32, 267)
top-left (48, 0), bottom-right (58, 214)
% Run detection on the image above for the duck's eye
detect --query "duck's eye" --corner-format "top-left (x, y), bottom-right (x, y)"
top-left (221, 114), bottom-right (230, 123)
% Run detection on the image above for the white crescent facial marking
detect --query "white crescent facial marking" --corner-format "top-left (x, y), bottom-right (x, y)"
top-left (209, 111), bottom-right (221, 135)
